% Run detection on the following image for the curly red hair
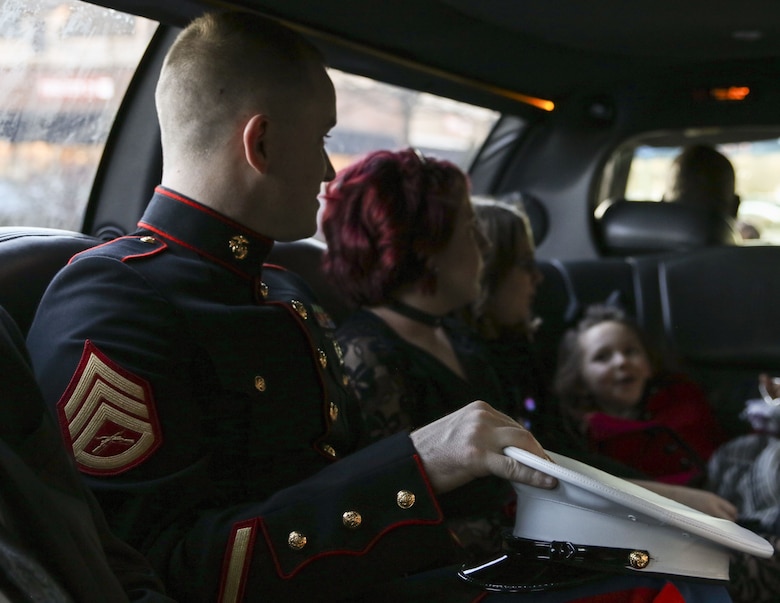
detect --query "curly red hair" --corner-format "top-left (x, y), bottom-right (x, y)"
top-left (321, 148), bottom-right (469, 306)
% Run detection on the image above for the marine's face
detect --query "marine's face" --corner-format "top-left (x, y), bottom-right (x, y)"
top-left (578, 320), bottom-right (652, 416)
top-left (256, 62), bottom-right (337, 241)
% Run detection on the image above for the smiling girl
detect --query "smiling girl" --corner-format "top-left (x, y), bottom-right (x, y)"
top-left (553, 304), bottom-right (726, 486)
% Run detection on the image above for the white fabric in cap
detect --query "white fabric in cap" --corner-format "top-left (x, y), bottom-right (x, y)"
top-left (505, 447), bottom-right (774, 582)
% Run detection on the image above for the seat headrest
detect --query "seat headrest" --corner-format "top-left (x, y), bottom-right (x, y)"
top-left (500, 191), bottom-right (549, 246)
top-left (596, 199), bottom-right (740, 256)
top-left (656, 246), bottom-right (780, 367)
top-left (0, 227), bottom-right (99, 335)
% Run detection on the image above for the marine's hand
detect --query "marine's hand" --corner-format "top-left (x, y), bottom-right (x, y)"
top-left (634, 480), bottom-right (738, 521)
top-left (410, 400), bottom-right (557, 494)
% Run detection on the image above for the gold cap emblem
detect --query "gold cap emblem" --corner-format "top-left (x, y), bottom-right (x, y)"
top-left (287, 531), bottom-right (307, 550)
top-left (228, 235), bottom-right (249, 260)
top-left (629, 550), bottom-right (650, 569)
top-left (396, 490), bottom-right (416, 509)
top-left (342, 511), bottom-right (362, 529)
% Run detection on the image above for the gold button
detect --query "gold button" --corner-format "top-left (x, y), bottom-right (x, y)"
top-left (228, 235), bottom-right (249, 260)
top-left (139, 236), bottom-right (156, 244)
top-left (396, 490), bottom-right (416, 509)
top-left (629, 551), bottom-right (650, 569)
top-left (291, 300), bottom-right (308, 320)
top-left (342, 511), bottom-right (362, 529)
top-left (287, 531), bottom-right (307, 550)
top-left (318, 349), bottom-right (327, 369)
top-left (333, 341), bottom-right (344, 364)
top-left (329, 402), bottom-right (339, 422)
top-left (342, 374), bottom-right (350, 387)
top-left (254, 376), bottom-right (266, 392)
top-left (259, 281), bottom-right (269, 299)
top-left (322, 444), bottom-right (337, 458)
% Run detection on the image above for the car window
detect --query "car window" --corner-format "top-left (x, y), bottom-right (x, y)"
top-left (620, 139), bottom-right (780, 244)
top-left (319, 71), bottom-right (500, 238)
top-left (0, 0), bottom-right (157, 230)
top-left (326, 69), bottom-right (500, 171)
top-left (0, 2), bottom-right (499, 233)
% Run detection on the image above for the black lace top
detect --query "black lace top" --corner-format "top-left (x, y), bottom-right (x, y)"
top-left (336, 309), bottom-right (510, 442)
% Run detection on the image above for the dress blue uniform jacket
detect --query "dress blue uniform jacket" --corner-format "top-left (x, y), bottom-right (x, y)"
top-left (27, 187), bottom-right (461, 602)
top-left (26, 187), bottom-right (733, 603)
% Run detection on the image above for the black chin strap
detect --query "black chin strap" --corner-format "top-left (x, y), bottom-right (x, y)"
top-left (503, 536), bottom-right (651, 573)
top-left (457, 535), bottom-right (653, 593)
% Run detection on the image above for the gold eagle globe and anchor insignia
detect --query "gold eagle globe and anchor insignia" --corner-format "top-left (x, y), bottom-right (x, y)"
top-left (228, 235), bottom-right (250, 260)
top-left (56, 340), bottom-right (162, 476)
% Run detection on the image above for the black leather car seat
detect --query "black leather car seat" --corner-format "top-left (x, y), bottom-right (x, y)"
top-left (0, 227), bottom-right (99, 335)
top-left (632, 245), bottom-right (780, 436)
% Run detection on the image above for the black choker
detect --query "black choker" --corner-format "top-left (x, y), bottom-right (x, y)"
top-left (387, 300), bottom-right (444, 328)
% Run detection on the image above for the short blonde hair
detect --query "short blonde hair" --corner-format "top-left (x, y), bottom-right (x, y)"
top-left (155, 12), bottom-right (323, 161)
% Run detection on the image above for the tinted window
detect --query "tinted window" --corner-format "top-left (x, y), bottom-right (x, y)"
top-left (326, 70), bottom-right (500, 171)
top-left (0, 3), bottom-right (499, 231)
top-left (0, 0), bottom-right (157, 230)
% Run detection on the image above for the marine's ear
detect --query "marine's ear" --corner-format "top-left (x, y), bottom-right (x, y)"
top-left (242, 114), bottom-right (268, 174)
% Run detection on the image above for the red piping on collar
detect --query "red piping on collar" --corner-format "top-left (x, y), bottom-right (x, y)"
top-left (138, 222), bottom-right (253, 281)
top-left (153, 186), bottom-right (274, 246)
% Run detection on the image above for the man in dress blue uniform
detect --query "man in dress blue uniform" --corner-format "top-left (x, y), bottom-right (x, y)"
top-left (26, 11), bottom-right (732, 602)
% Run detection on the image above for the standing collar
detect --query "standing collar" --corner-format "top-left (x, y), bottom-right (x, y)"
top-left (138, 186), bottom-right (275, 279)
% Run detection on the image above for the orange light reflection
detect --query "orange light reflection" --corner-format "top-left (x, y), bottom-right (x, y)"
top-left (710, 87), bottom-right (750, 101)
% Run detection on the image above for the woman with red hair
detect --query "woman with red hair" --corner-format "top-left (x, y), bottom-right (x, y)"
top-left (321, 148), bottom-right (512, 439)
top-left (321, 148), bottom-right (515, 557)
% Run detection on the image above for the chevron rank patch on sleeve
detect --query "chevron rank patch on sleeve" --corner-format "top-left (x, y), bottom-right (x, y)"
top-left (56, 340), bottom-right (163, 476)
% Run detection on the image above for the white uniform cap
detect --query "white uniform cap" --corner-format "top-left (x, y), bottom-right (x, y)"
top-left (459, 448), bottom-right (773, 592)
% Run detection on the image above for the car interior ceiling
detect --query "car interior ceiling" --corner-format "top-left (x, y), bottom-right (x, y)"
top-left (1, 0), bottom-right (779, 450)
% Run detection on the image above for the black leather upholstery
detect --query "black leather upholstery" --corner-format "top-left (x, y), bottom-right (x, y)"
top-left (0, 228), bottom-right (99, 335)
top-left (638, 246), bottom-right (780, 367)
top-left (266, 237), bottom-right (356, 325)
top-left (596, 199), bottom-right (740, 256)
